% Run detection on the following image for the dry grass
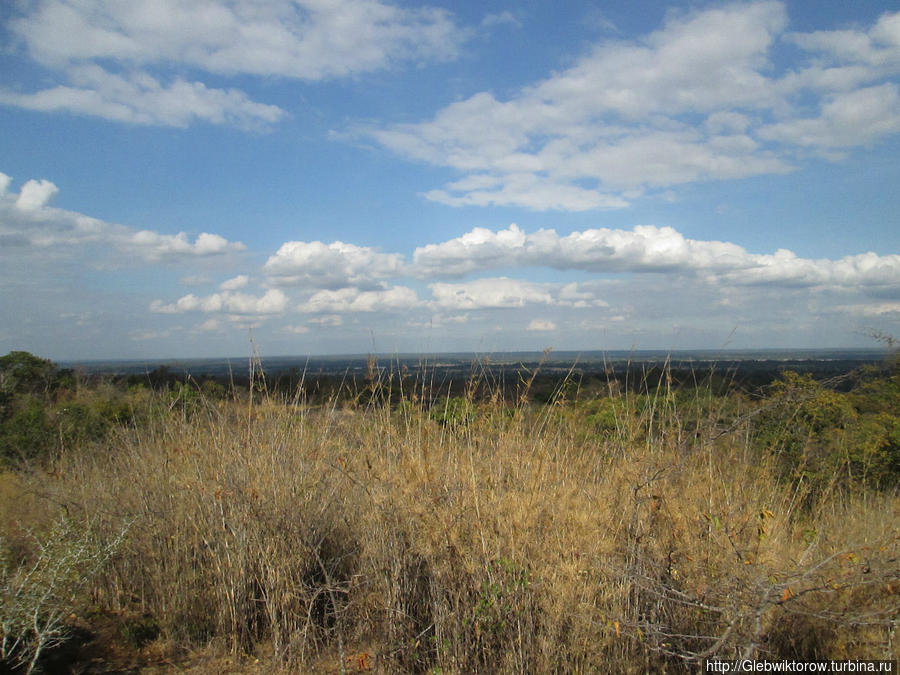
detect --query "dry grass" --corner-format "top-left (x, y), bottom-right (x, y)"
top-left (3, 370), bottom-right (899, 673)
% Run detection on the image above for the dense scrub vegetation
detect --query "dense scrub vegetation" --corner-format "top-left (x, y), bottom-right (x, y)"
top-left (1, 350), bottom-right (898, 673)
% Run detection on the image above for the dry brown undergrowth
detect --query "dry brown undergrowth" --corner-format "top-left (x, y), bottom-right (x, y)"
top-left (3, 376), bottom-right (899, 673)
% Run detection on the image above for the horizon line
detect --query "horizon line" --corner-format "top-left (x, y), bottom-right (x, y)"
top-left (54, 346), bottom-right (892, 367)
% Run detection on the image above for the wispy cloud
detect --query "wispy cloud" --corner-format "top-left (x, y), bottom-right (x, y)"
top-left (11, 0), bottom-right (464, 77)
top-left (3, 0), bottom-right (466, 128)
top-left (150, 289), bottom-right (288, 315)
top-left (783, 10), bottom-right (900, 73)
top-left (297, 286), bottom-right (420, 313)
top-left (0, 66), bottom-right (286, 130)
top-left (429, 277), bottom-right (555, 310)
top-left (220, 275), bottom-right (250, 291)
top-left (758, 83), bottom-right (900, 150)
top-left (309, 315), bottom-right (344, 327)
top-left (372, 2), bottom-right (900, 210)
top-left (527, 319), bottom-right (557, 332)
top-left (427, 278), bottom-right (607, 311)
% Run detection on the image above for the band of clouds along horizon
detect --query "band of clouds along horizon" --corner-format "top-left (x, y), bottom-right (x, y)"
top-left (2, 173), bottom-right (898, 322)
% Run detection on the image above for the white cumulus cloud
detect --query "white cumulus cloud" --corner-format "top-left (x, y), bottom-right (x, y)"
top-left (720, 250), bottom-right (900, 290)
top-left (126, 230), bottom-right (245, 261)
top-left (15, 179), bottom-right (59, 210)
top-left (412, 224), bottom-right (900, 295)
top-left (412, 224), bottom-right (750, 278)
top-left (0, 172), bottom-right (246, 261)
top-left (264, 240), bottom-right (404, 289)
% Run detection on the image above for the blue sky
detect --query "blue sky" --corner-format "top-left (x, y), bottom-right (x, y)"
top-left (1, 0), bottom-right (899, 360)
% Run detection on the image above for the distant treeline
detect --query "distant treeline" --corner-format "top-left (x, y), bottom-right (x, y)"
top-left (66, 353), bottom-right (886, 405)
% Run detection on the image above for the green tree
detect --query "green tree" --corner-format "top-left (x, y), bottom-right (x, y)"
top-left (0, 352), bottom-right (58, 397)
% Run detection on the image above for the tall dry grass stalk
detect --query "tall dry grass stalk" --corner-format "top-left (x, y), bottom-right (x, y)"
top-left (7, 366), bottom-right (900, 673)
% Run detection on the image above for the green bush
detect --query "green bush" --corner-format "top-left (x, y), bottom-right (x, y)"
top-left (0, 396), bottom-right (55, 464)
top-left (753, 369), bottom-right (900, 497)
top-left (584, 398), bottom-right (619, 434)
top-left (55, 402), bottom-right (108, 448)
top-left (430, 396), bottom-right (474, 428)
